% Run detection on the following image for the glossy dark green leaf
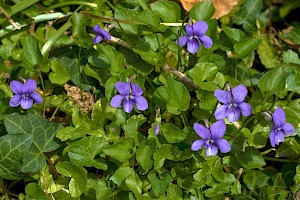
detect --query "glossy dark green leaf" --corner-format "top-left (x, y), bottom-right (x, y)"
top-left (136, 138), bottom-right (156, 172)
top-left (166, 77), bottom-right (190, 115)
top-left (21, 36), bottom-right (42, 71)
top-left (67, 136), bottom-right (108, 170)
top-left (236, 147), bottom-right (266, 169)
top-left (147, 170), bottom-right (172, 197)
top-left (3, 113), bottom-right (61, 173)
top-left (150, 1), bottom-right (180, 22)
top-left (103, 138), bottom-right (134, 162)
top-left (190, 0), bottom-right (215, 21)
top-left (233, 38), bottom-right (261, 58)
top-left (25, 182), bottom-right (49, 200)
top-left (257, 66), bottom-right (286, 94)
top-left (161, 122), bottom-right (186, 143)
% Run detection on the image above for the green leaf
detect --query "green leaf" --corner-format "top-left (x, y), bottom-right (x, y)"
top-left (67, 136), bottom-right (108, 170)
top-left (279, 0), bottom-right (300, 18)
top-left (166, 77), bottom-right (190, 115)
top-left (242, 170), bottom-right (270, 190)
top-left (103, 137), bottom-right (134, 162)
top-left (49, 59), bottom-right (71, 85)
top-left (236, 147), bottom-right (266, 169)
top-left (21, 36), bottom-right (42, 71)
top-left (282, 22), bottom-right (300, 45)
top-left (233, 38), bottom-right (261, 58)
top-left (150, 1), bottom-right (181, 22)
top-left (257, 35), bottom-right (281, 69)
top-left (0, 134), bottom-right (32, 180)
top-left (25, 182), bottom-right (49, 200)
top-left (221, 25), bottom-right (246, 42)
top-left (257, 66), bottom-right (286, 94)
top-left (110, 167), bottom-right (135, 186)
top-left (3, 113), bottom-right (61, 173)
top-left (136, 138), bottom-right (156, 172)
top-left (161, 122), bottom-right (187, 143)
top-left (282, 50), bottom-right (300, 65)
top-left (72, 12), bottom-right (86, 38)
top-left (285, 65), bottom-right (300, 92)
top-left (122, 114), bottom-right (147, 145)
top-left (114, 5), bottom-right (140, 34)
top-left (125, 171), bottom-right (142, 196)
top-left (153, 144), bottom-right (180, 170)
top-left (166, 183), bottom-right (183, 200)
top-left (56, 161), bottom-right (87, 197)
top-left (95, 179), bottom-right (113, 200)
top-left (190, 0), bottom-right (215, 21)
top-left (147, 170), bottom-right (173, 197)
top-left (188, 62), bottom-right (218, 87)
top-left (232, 0), bottom-right (263, 32)
top-left (99, 45), bottom-right (125, 76)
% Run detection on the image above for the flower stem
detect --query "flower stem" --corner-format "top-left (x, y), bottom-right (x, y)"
top-left (263, 156), bottom-right (300, 163)
top-left (137, 0), bottom-right (149, 10)
top-left (45, 1), bottom-right (97, 11)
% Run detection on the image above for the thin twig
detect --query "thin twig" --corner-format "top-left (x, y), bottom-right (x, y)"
top-left (163, 63), bottom-right (200, 90)
top-left (0, 6), bottom-right (19, 29)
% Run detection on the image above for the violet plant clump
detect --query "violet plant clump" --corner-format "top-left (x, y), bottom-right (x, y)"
top-left (177, 20), bottom-right (213, 54)
top-left (9, 79), bottom-right (42, 110)
top-left (110, 79), bottom-right (148, 113)
top-left (214, 84), bottom-right (252, 122)
top-left (269, 107), bottom-right (295, 147)
top-left (92, 24), bottom-right (111, 44)
top-left (191, 120), bottom-right (231, 157)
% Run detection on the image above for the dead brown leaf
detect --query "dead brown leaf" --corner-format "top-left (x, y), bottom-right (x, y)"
top-left (178, 0), bottom-right (238, 19)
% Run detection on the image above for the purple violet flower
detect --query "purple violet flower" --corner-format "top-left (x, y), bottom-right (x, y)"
top-left (154, 123), bottom-right (160, 135)
top-left (93, 24), bottom-right (111, 44)
top-left (214, 84), bottom-right (252, 122)
top-left (177, 20), bottom-right (213, 54)
top-left (9, 79), bottom-right (42, 109)
top-left (191, 120), bottom-right (231, 157)
top-left (110, 80), bottom-right (148, 113)
top-left (269, 107), bottom-right (295, 147)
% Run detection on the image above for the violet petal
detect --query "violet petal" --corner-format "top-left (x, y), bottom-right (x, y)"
top-left (272, 107), bottom-right (286, 128)
top-left (20, 98), bottom-right (33, 109)
top-left (123, 98), bottom-right (134, 113)
top-left (177, 36), bottom-right (189, 47)
top-left (22, 79), bottom-right (37, 94)
top-left (115, 82), bottom-right (130, 96)
top-left (227, 108), bottom-right (240, 122)
top-left (93, 35), bottom-right (103, 44)
top-left (193, 21), bottom-right (208, 36)
top-left (199, 35), bottom-right (213, 48)
top-left (93, 24), bottom-right (102, 34)
top-left (10, 81), bottom-right (23, 94)
top-left (215, 105), bottom-right (228, 120)
top-left (100, 30), bottom-right (111, 40)
top-left (210, 120), bottom-right (226, 139)
top-left (239, 102), bottom-right (252, 117)
top-left (215, 139), bottom-right (231, 153)
top-left (110, 94), bottom-right (125, 108)
top-left (282, 123), bottom-right (295, 135)
top-left (134, 96), bottom-right (148, 111)
top-left (30, 93), bottom-right (43, 104)
top-left (9, 95), bottom-right (21, 107)
top-left (206, 144), bottom-right (218, 156)
top-left (187, 39), bottom-right (199, 54)
top-left (131, 82), bottom-right (143, 96)
top-left (185, 24), bottom-right (193, 36)
top-left (232, 84), bottom-right (248, 104)
top-left (214, 90), bottom-right (231, 104)
top-left (191, 140), bottom-right (205, 151)
top-left (193, 123), bottom-right (211, 140)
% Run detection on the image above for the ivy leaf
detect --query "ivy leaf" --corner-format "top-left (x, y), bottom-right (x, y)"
top-left (232, 0), bottom-right (263, 32)
top-left (56, 161), bottom-right (87, 198)
top-left (0, 134), bottom-right (32, 180)
top-left (3, 113), bottom-right (61, 173)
